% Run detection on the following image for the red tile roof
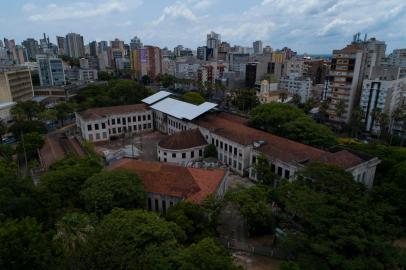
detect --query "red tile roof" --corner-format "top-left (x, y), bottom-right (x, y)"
top-left (108, 159), bottom-right (226, 204)
top-left (158, 129), bottom-right (208, 150)
top-left (78, 104), bottom-right (149, 120)
top-left (195, 112), bottom-right (367, 168)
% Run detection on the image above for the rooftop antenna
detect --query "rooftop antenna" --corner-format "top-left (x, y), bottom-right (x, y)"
top-left (364, 33), bottom-right (367, 42)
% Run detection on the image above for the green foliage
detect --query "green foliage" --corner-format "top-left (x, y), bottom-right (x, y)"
top-left (37, 157), bottom-right (102, 223)
top-left (0, 162), bottom-right (38, 219)
top-left (282, 117), bottom-right (337, 148)
top-left (166, 201), bottom-right (214, 243)
top-left (76, 209), bottom-right (184, 270)
top-left (98, 71), bottom-right (113, 81)
top-left (11, 101), bottom-right (43, 121)
top-left (0, 218), bottom-right (62, 270)
top-left (226, 185), bottom-right (275, 235)
top-left (80, 170), bottom-right (145, 215)
top-left (204, 144), bottom-right (218, 158)
top-left (251, 103), bottom-right (337, 148)
top-left (156, 74), bottom-right (177, 88)
top-left (17, 132), bottom-right (44, 158)
top-left (75, 80), bottom-right (151, 110)
top-left (55, 102), bottom-right (74, 125)
top-left (60, 55), bottom-right (80, 67)
top-left (182, 91), bottom-right (205, 105)
top-left (276, 163), bottom-right (403, 270)
top-left (251, 103), bottom-right (305, 133)
top-left (253, 154), bottom-right (275, 185)
top-left (0, 144), bottom-right (15, 163)
top-left (177, 237), bottom-right (241, 270)
top-left (280, 261), bottom-right (301, 270)
top-left (233, 88), bottom-right (259, 112)
top-left (9, 120), bottom-right (47, 139)
top-left (141, 75), bottom-right (151, 85)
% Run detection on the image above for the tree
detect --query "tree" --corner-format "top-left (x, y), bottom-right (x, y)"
top-left (166, 201), bottom-right (213, 243)
top-left (276, 163), bottom-right (403, 270)
top-left (37, 109), bottom-right (57, 123)
top-left (141, 75), bottom-right (151, 85)
top-left (253, 154), bottom-right (275, 186)
top-left (349, 106), bottom-right (365, 138)
top-left (250, 103), bottom-right (305, 134)
top-left (98, 71), bottom-right (113, 81)
top-left (76, 209), bottom-right (184, 270)
top-left (280, 261), bottom-right (301, 270)
top-left (182, 92), bottom-right (205, 105)
top-left (226, 185), bottom-right (275, 235)
top-left (279, 91), bottom-right (288, 102)
top-left (319, 99), bottom-right (330, 123)
top-left (55, 103), bottom-right (73, 126)
top-left (0, 118), bottom-right (7, 142)
top-left (233, 88), bottom-right (259, 112)
top-left (282, 117), bottom-right (337, 148)
top-left (292, 94), bottom-right (302, 106)
top-left (16, 132), bottom-right (44, 158)
top-left (204, 144), bottom-right (217, 158)
top-left (389, 107), bottom-right (404, 145)
top-left (9, 120), bottom-right (47, 139)
top-left (0, 218), bottom-right (62, 270)
top-left (80, 169), bottom-right (145, 215)
top-left (55, 212), bottom-right (94, 270)
top-left (177, 238), bottom-right (240, 270)
top-left (334, 100), bottom-right (345, 122)
top-left (0, 144), bottom-right (14, 163)
top-left (11, 101), bottom-right (43, 121)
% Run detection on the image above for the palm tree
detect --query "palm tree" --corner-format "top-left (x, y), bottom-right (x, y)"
top-left (55, 212), bottom-right (94, 270)
top-left (334, 100), bottom-right (346, 130)
top-left (319, 99), bottom-right (330, 123)
top-left (389, 107), bottom-right (404, 145)
top-left (279, 92), bottom-right (288, 102)
top-left (350, 107), bottom-right (365, 138)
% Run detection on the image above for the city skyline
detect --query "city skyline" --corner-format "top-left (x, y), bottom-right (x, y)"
top-left (2, 0), bottom-right (406, 53)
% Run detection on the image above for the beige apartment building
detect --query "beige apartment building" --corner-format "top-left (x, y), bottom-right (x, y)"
top-left (0, 67), bottom-right (34, 102)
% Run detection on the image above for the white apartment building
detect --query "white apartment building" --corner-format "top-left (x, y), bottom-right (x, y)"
top-left (76, 104), bottom-right (153, 142)
top-left (279, 76), bottom-right (312, 102)
top-left (360, 66), bottom-right (406, 133)
top-left (79, 69), bottom-right (98, 82)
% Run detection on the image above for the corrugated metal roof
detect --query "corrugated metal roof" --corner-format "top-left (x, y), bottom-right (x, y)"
top-left (142, 91), bottom-right (172, 105)
top-left (151, 97), bottom-right (217, 120)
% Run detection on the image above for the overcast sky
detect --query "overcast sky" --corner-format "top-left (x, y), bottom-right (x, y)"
top-left (1, 0), bottom-right (406, 54)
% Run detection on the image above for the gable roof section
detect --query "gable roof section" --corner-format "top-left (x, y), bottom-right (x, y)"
top-left (77, 104), bottom-right (149, 120)
top-left (158, 129), bottom-right (208, 150)
top-left (141, 90), bottom-right (172, 105)
top-left (151, 97), bottom-right (217, 120)
top-left (108, 159), bottom-right (226, 204)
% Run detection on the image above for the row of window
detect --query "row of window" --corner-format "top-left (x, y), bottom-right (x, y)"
top-left (168, 118), bottom-right (188, 131)
top-left (109, 114), bottom-right (151, 126)
top-left (147, 197), bottom-right (174, 214)
top-left (110, 123), bottom-right (152, 135)
top-left (212, 138), bottom-right (242, 157)
top-left (159, 149), bottom-right (203, 160)
top-left (219, 153), bottom-right (242, 171)
top-left (252, 155), bottom-right (291, 179)
top-left (88, 132), bottom-right (108, 141)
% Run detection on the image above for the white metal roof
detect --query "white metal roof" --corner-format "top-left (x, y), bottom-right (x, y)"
top-left (142, 91), bottom-right (172, 105)
top-left (150, 98), bottom-right (217, 120)
top-left (0, 101), bottom-right (16, 110)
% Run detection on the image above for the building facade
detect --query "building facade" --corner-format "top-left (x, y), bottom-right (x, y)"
top-left (0, 67), bottom-right (34, 102)
top-left (37, 55), bottom-right (65, 86)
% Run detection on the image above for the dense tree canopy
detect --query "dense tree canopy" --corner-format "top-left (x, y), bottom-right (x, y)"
top-left (233, 88), bottom-right (259, 112)
top-left (182, 92), bottom-right (205, 105)
top-left (80, 170), bottom-right (145, 215)
top-left (275, 163), bottom-right (404, 270)
top-left (251, 103), bottom-right (337, 148)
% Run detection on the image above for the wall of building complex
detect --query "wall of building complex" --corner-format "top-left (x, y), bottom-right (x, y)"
top-left (157, 145), bottom-right (206, 165)
top-left (76, 110), bottom-right (153, 142)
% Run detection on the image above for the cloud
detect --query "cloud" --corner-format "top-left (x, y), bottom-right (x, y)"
top-left (22, 3), bottom-right (37, 12)
top-left (27, 0), bottom-right (142, 22)
top-left (153, 1), bottom-right (198, 25)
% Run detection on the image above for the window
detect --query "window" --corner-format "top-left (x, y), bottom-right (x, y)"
top-left (252, 156), bottom-right (257, 163)
top-left (143, 115), bottom-right (146, 121)
top-left (112, 128), bottom-right (116, 134)
top-left (96, 133), bottom-right (100, 140)
top-left (112, 119), bottom-right (115, 125)
top-left (170, 201), bottom-right (174, 207)
top-left (162, 200), bottom-right (166, 214)
top-left (95, 124), bottom-right (99, 130)
top-left (238, 162), bottom-right (242, 170)
top-left (216, 139), bottom-right (219, 147)
top-left (233, 160), bottom-right (237, 168)
top-left (87, 124), bottom-right (92, 131)
top-left (199, 149), bottom-right (203, 157)
top-left (284, 170), bottom-right (290, 179)
top-left (234, 147), bottom-right (237, 155)
top-left (129, 126), bottom-right (132, 132)
top-left (191, 151), bottom-right (194, 158)
top-left (182, 153), bottom-right (186, 159)
top-left (123, 118), bottom-right (126, 125)
top-left (172, 153), bottom-right (176, 158)
top-left (271, 164), bottom-right (276, 172)
top-left (212, 138), bottom-right (214, 144)
top-left (133, 116), bottom-right (136, 122)
top-left (148, 114), bottom-right (151, 120)
top-left (88, 134), bottom-right (94, 141)
top-left (134, 125), bottom-right (137, 130)
top-left (148, 198), bottom-right (152, 210)
top-left (117, 118), bottom-right (121, 124)
top-left (102, 123), bottom-right (106, 129)
top-left (164, 152), bottom-right (167, 156)
top-left (155, 199), bottom-right (159, 212)
top-left (277, 167), bottom-right (283, 176)
top-left (143, 124), bottom-right (147, 129)
top-left (138, 116), bottom-right (141, 121)
top-left (118, 127), bottom-right (122, 133)
top-left (220, 142), bottom-right (223, 149)
top-left (164, 158), bottom-right (167, 162)
top-left (148, 123), bottom-right (152, 129)
top-left (224, 144), bottom-right (228, 151)
top-left (128, 117), bottom-right (131, 123)
top-left (103, 132), bottom-right (107, 138)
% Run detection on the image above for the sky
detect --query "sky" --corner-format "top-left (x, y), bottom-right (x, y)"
top-left (1, 0), bottom-right (406, 54)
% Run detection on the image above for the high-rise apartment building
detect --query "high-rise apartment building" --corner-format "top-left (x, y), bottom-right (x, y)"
top-left (89, 41), bottom-right (98, 57)
top-left (37, 55), bottom-right (66, 86)
top-left (65, 33), bottom-right (85, 58)
top-left (130, 36), bottom-right (143, 51)
top-left (0, 67), bottom-right (34, 102)
top-left (253, 40), bottom-right (263, 54)
top-left (325, 44), bottom-right (364, 123)
top-left (206, 31), bottom-right (221, 49)
top-left (56, 36), bottom-right (65, 55)
top-left (362, 37), bottom-right (387, 79)
top-left (22, 38), bottom-right (39, 59)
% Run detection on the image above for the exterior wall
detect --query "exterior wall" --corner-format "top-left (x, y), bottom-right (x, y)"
top-left (167, 116), bottom-right (192, 135)
top-left (279, 77), bottom-right (312, 102)
top-left (146, 193), bottom-right (181, 214)
top-left (157, 144), bottom-right (206, 165)
top-left (346, 158), bottom-right (380, 189)
top-left (76, 110), bottom-right (153, 142)
top-left (0, 69), bottom-right (34, 102)
top-left (153, 110), bottom-right (167, 133)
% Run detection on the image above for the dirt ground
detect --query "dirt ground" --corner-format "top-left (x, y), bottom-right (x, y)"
top-left (233, 252), bottom-right (283, 270)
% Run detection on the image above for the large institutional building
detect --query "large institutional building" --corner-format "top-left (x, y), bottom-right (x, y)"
top-left (77, 91), bottom-right (380, 188)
